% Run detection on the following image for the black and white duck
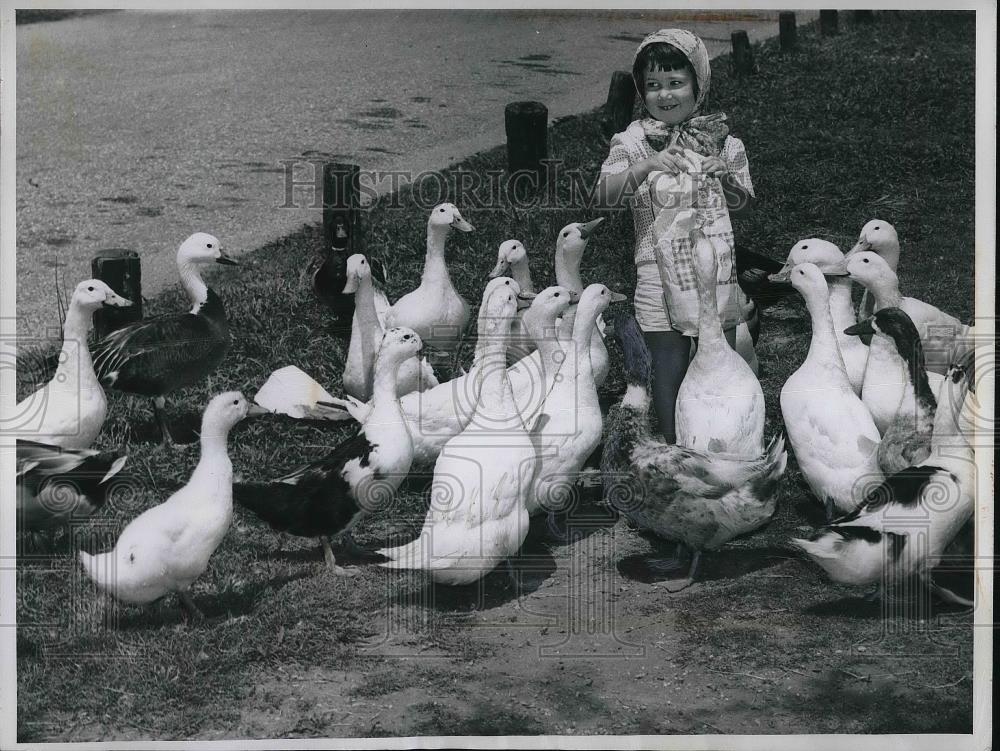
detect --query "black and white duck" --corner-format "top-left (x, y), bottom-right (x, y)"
top-left (601, 310), bottom-right (787, 591)
top-left (92, 233), bottom-right (238, 446)
top-left (234, 328), bottom-right (423, 574)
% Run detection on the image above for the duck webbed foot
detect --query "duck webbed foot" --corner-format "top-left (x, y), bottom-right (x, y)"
top-left (658, 550), bottom-right (702, 593)
top-left (647, 542), bottom-right (689, 573)
top-left (177, 589), bottom-right (205, 623)
top-left (927, 577), bottom-right (974, 609)
top-left (321, 536), bottom-right (357, 577)
top-left (153, 396), bottom-right (176, 448)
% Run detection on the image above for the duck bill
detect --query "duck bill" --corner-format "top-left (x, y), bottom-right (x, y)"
top-left (844, 239), bottom-right (871, 260)
top-left (768, 265), bottom-right (793, 283)
top-left (577, 217), bottom-right (605, 239)
top-left (246, 404), bottom-right (272, 417)
top-left (452, 216), bottom-right (475, 233)
top-left (105, 295), bottom-right (133, 308)
top-left (844, 318), bottom-right (875, 337)
top-left (488, 259), bottom-right (509, 279)
top-left (216, 252), bottom-right (239, 266)
top-left (516, 292), bottom-right (536, 310)
top-left (820, 261), bottom-right (849, 277)
top-left (567, 290), bottom-right (581, 303)
top-left (609, 292), bottom-right (628, 303)
top-left (342, 276), bottom-right (360, 294)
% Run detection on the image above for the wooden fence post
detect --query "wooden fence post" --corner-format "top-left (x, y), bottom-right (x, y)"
top-left (730, 30), bottom-right (754, 75)
top-left (603, 70), bottom-right (636, 138)
top-left (91, 249), bottom-right (142, 340)
top-left (820, 10), bottom-right (839, 36)
top-left (323, 162), bottom-right (361, 255)
top-left (852, 10), bottom-right (874, 23)
top-left (779, 12), bottom-right (797, 51)
top-left (504, 101), bottom-right (548, 201)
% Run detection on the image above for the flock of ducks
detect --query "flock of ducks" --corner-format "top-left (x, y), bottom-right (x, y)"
top-left (13, 207), bottom-right (978, 620)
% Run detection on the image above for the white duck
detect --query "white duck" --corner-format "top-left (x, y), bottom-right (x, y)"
top-left (553, 219), bottom-right (611, 387)
top-left (489, 239), bottom-right (537, 363)
top-left (529, 284), bottom-right (624, 521)
top-left (385, 203), bottom-right (474, 355)
top-left (772, 263), bottom-right (883, 518)
top-left (323, 277), bottom-right (527, 466)
top-left (79, 391), bottom-right (268, 620)
top-left (15, 280), bottom-right (131, 449)
top-left (771, 239), bottom-right (868, 395)
top-left (845, 219), bottom-right (900, 321)
top-left (378, 281), bottom-right (538, 585)
top-left (341, 254), bottom-right (438, 401)
top-left (847, 252), bottom-right (959, 433)
top-left (675, 228), bottom-right (764, 459)
top-left (793, 357), bottom-right (977, 606)
top-left (847, 250), bottom-right (969, 376)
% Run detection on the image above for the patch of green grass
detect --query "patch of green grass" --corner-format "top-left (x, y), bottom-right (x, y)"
top-left (16, 11), bottom-right (975, 740)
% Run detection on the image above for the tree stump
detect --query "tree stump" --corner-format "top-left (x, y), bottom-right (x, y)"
top-left (505, 101), bottom-right (548, 201)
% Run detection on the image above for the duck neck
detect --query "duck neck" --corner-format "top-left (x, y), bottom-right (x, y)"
top-left (190, 425), bottom-right (234, 493)
top-left (827, 276), bottom-right (857, 328)
top-left (878, 241), bottom-right (901, 272)
top-left (554, 250), bottom-right (584, 293)
top-left (369, 354), bottom-right (406, 422)
top-left (805, 290), bottom-right (848, 375)
top-left (931, 371), bottom-right (972, 451)
top-left (509, 258), bottom-right (535, 294)
top-left (422, 223), bottom-right (453, 287)
top-left (571, 308), bottom-right (599, 383)
top-left (56, 302), bottom-right (99, 391)
top-left (178, 260), bottom-right (210, 313)
top-left (354, 275), bottom-right (381, 388)
top-left (868, 278), bottom-right (903, 311)
top-left (694, 264), bottom-right (725, 350)
top-left (891, 331), bottom-right (937, 413)
top-left (474, 329), bottom-right (515, 420)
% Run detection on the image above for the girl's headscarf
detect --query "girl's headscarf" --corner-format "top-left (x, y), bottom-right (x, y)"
top-left (632, 28), bottom-right (729, 156)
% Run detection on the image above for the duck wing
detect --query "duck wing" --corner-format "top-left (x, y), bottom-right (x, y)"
top-left (93, 311), bottom-right (227, 394)
top-left (828, 464), bottom-right (944, 527)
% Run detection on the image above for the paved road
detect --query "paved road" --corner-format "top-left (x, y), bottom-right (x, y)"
top-left (15, 9), bottom-right (815, 337)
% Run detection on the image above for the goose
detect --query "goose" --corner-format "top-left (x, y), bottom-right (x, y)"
top-left (342, 254), bottom-right (438, 401)
top-left (846, 250), bottom-right (969, 376)
top-left (675, 228), bottom-right (764, 459)
top-left (92, 233), bottom-right (238, 447)
top-left (529, 285), bottom-right (625, 522)
top-left (792, 357), bottom-right (976, 607)
top-left (601, 310), bottom-right (787, 591)
top-left (17, 440), bottom-right (128, 532)
top-left (553, 218), bottom-right (611, 387)
top-left (319, 277), bottom-right (528, 466)
top-left (844, 219), bottom-right (900, 321)
top-left (78, 391), bottom-right (268, 620)
top-left (845, 308), bottom-right (939, 475)
top-left (770, 239), bottom-right (868, 395)
top-left (377, 281), bottom-right (539, 585)
top-left (15, 280), bottom-right (131, 449)
top-left (770, 263), bottom-right (883, 518)
top-left (489, 239), bottom-right (537, 363)
top-left (235, 328), bottom-right (423, 574)
top-left (384, 203), bottom-right (474, 356)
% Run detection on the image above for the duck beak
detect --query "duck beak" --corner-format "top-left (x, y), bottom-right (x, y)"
top-left (820, 261), bottom-right (849, 277)
top-left (844, 318), bottom-right (876, 337)
top-left (577, 217), bottom-right (605, 239)
top-left (246, 404), bottom-right (272, 417)
top-left (609, 291), bottom-right (628, 303)
top-left (844, 238), bottom-right (870, 259)
top-left (768, 265), bottom-right (793, 284)
top-left (342, 275), bottom-right (360, 294)
top-left (516, 292), bottom-right (536, 310)
top-left (452, 215), bottom-right (475, 233)
top-left (488, 258), bottom-right (509, 279)
top-left (567, 290), bottom-right (581, 303)
top-left (104, 294), bottom-right (133, 308)
top-left (216, 252), bottom-right (239, 266)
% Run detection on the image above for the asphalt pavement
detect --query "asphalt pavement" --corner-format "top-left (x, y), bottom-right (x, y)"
top-left (14, 9), bottom-right (816, 337)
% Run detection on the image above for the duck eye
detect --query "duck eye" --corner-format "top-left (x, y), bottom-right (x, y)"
top-left (233, 399), bottom-right (239, 405)
top-left (873, 226), bottom-right (880, 230)
top-left (562, 232), bottom-right (569, 238)
top-left (207, 244), bottom-right (213, 249)
top-left (87, 286), bottom-right (94, 292)
top-left (439, 208), bottom-right (446, 213)
top-left (863, 259), bottom-right (869, 263)
top-left (554, 292), bottom-right (560, 297)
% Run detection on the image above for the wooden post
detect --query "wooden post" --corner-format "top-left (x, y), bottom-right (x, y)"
top-left (730, 30), bottom-right (754, 76)
top-left (322, 162), bottom-right (361, 255)
top-left (603, 70), bottom-right (636, 139)
top-left (779, 12), bottom-right (797, 51)
top-left (504, 101), bottom-right (548, 200)
top-left (91, 249), bottom-right (142, 340)
top-left (852, 10), bottom-right (874, 23)
top-left (820, 10), bottom-right (839, 36)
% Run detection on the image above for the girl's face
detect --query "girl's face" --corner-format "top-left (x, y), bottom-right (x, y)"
top-left (643, 65), bottom-right (696, 125)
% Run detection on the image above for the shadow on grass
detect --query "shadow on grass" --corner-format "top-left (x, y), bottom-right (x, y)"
top-left (616, 544), bottom-right (789, 586)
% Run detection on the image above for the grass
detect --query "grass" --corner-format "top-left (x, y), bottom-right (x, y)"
top-left (15, 11), bottom-right (977, 741)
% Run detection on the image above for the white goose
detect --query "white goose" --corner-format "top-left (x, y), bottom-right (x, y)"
top-left (378, 281), bottom-right (538, 584)
top-left (845, 219), bottom-right (900, 321)
top-left (385, 203), bottom-right (474, 355)
top-left (771, 239), bottom-right (868, 395)
top-left (793, 357), bottom-right (977, 606)
top-left (847, 251), bottom-right (957, 433)
top-left (489, 239), bottom-right (537, 363)
top-left (553, 219), bottom-right (611, 387)
top-left (16, 280), bottom-right (131, 449)
top-left (79, 391), bottom-right (268, 620)
top-left (772, 263), bottom-right (883, 518)
top-left (529, 284), bottom-right (624, 520)
top-left (675, 229), bottom-right (764, 459)
top-left (342, 254), bottom-right (438, 401)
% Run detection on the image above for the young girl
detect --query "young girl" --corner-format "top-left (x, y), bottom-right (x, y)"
top-left (597, 28), bottom-right (757, 442)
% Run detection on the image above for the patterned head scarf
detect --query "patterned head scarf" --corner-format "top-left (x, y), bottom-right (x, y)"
top-left (632, 28), bottom-right (729, 156)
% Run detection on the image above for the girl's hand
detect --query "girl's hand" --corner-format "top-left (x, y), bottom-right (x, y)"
top-left (698, 155), bottom-right (728, 178)
top-left (647, 147), bottom-right (694, 175)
